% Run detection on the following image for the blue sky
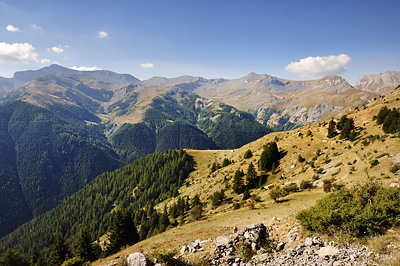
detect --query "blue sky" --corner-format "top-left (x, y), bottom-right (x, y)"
top-left (0, 0), bottom-right (399, 85)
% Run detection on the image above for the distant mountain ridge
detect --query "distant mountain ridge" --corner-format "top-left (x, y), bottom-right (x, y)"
top-left (0, 64), bottom-right (140, 94)
top-left (142, 72), bottom-right (381, 128)
top-left (355, 71), bottom-right (400, 93)
top-left (2, 66), bottom-right (399, 130)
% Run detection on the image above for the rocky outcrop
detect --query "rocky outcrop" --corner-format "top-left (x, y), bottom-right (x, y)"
top-left (355, 71), bottom-right (400, 94)
top-left (127, 252), bottom-right (148, 266)
top-left (187, 224), bottom-right (378, 266)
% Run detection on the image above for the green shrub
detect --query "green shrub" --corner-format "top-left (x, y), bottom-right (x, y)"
top-left (300, 180), bottom-right (314, 190)
top-left (210, 162), bottom-right (221, 173)
top-left (376, 107), bottom-right (400, 134)
top-left (222, 158), bottom-right (232, 167)
top-left (298, 155), bottom-right (305, 163)
top-left (269, 186), bottom-right (289, 202)
top-left (210, 190), bottom-right (225, 207)
top-left (296, 183), bottom-right (400, 237)
top-left (243, 149), bottom-right (253, 159)
top-left (152, 249), bottom-right (186, 266)
top-left (335, 162), bottom-right (343, 167)
top-left (370, 159), bottom-right (379, 167)
top-left (323, 179), bottom-right (334, 193)
top-left (283, 183), bottom-right (299, 193)
top-left (239, 243), bottom-right (254, 262)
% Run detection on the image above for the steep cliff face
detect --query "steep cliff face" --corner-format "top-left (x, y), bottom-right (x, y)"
top-left (355, 71), bottom-right (400, 94)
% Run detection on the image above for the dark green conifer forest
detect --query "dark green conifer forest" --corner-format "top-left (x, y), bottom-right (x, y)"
top-left (0, 149), bottom-right (195, 263)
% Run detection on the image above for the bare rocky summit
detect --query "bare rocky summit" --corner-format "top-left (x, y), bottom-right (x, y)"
top-left (355, 71), bottom-right (400, 94)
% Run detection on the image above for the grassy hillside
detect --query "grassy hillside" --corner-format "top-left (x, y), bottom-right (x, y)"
top-left (2, 83), bottom-right (399, 265)
top-left (93, 86), bottom-right (400, 266)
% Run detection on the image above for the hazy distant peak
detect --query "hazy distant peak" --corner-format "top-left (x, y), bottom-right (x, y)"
top-left (355, 71), bottom-right (400, 93)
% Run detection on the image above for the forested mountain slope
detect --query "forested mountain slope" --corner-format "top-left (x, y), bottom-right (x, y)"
top-left (0, 101), bottom-right (122, 238)
top-left (0, 149), bottom-right (195, 258)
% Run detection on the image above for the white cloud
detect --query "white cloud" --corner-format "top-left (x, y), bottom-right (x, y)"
top-left (40, 59), bottom-right (51, 63)
top-left (140, 63), bottom-right (154, 68)
top-left (285, 54), bottom-right (351, 79)
top-left (0, 42), bottom-right (38, 63)
top-left (31, 24), bottom-right (42, 31)
top-left (6, 24), bottom-right (20, 32)
top-left (98, 31), bottom-right (109, 38)
top-left (70, 66), bottom-right (102, 71)
top-left (49, 46), bottom-right (64, 54)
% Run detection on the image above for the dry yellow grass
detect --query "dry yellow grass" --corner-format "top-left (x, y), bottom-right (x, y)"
top-left (92, 87), bottom-right (400, 266)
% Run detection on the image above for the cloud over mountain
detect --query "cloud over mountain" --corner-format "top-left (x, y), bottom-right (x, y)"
top-left (140, 63), bottom-right (154, 68)
top-left (285, 54), bottom-right (351, 79)
top-left (70, 66), bottom-right (102, 71)
top-left (49, 47), bottom-right (64, 54)
top-left (0, 42), bottom-right (38, 63)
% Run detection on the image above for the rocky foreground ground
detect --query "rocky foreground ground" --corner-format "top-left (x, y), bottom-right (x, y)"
top-left (114, 223), bottom-right (380, 266)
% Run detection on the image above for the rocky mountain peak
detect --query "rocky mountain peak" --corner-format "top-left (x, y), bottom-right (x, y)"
top-left (355, 70), bottom-right (400, 93)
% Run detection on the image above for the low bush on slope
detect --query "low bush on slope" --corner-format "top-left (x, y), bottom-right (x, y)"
top-left (297, 183), bottom-right (400, 237)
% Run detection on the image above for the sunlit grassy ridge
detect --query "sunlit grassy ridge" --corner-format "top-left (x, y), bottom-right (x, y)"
top-left (93, 87), bottom-right (400, 265)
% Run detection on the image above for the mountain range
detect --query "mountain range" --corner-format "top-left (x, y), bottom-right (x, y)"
top-left (0, 64), bottom-right (399, 240)
top-left (0, 73), bottom-right (399, 264)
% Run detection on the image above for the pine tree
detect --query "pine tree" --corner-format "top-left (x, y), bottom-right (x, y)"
top-left (0, 249), bottom-right (29, 266)
top-left (259, 142), bottom-right (280, 172)
top-left (29, 251), bottom-right (45, 266)
top-left (243, 149), bottom-right (253, 159)
top-left (158, 205), bottom-right (170, 232)
top-left (184, 196), bottom-right (190, 212)
top-left (327, 118), bottom-right (336, 138)
top-left (106, 211), bottom-right (124, 255)
top-left (191, 194), bottom-right (202, 207)
top-left (169, 202), bottom-right (178, 219)
top-left (222, 158), bottom-right (231, 167)
top-left (139, 223), bottom-right (149, 241)
top-left (339, 118), bottom-right (354, 140)
top-left (76, 226), bottom-right (97, 262)
top-left (178, 215), bottom-right (185, 226)
top-left (49, 233), bottom-right (72, 266)
top-left (134, 210), bottom-right (143, 225)
top-left (189, 205), bottom-right (203, 221)
top-left (349, 129), bottom-right (357, 141)
top-left (121, 210), bottom-right (139, 246)
top-left (243, 188), bottom-right (251, 200)
top-left (106, 210), bottom-right (139, 255)
top-left (233, 169), bottom-right (245, 194)
top-left (246, 162), bottom-right (258, 189)
top-left (149, 211), bottom-right (160, 236)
